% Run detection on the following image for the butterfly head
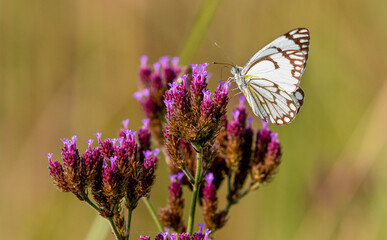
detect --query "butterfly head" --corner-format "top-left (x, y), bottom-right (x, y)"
top-left (230, 65), bottom-right (242, 76)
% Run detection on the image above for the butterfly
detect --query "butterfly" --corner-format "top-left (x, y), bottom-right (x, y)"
top-left (230, 28), bottom-right (310, 125)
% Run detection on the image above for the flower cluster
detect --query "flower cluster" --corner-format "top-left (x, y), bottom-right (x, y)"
top-left (48, 56), bottom-right (285, 240)
top-left (47, 120), bottom-right (158, 237)
top-left (140, 223), bottom-right (211, 240)
top-left (201, 173), bottom-right (227, 230)
top-left (199, 96), bottom-right (282, 230)
top-left (134, 56), bottom-right (183, 144)
top-left (158, 173), bottom-right (185, 232)
top-left (164, 63), bottom-right (229, 174)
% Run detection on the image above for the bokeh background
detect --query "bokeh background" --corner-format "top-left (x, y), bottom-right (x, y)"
top-left (1, 0), bottom-right (387, 239)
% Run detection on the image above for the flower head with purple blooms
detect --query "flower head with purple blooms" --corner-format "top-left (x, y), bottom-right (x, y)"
top-left (135, 56), bottom-right (183, 145)
top-left (47, 57), bottom-right (285, 240)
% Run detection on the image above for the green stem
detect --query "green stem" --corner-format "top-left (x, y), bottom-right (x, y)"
top-left (142, 197), bottom-right (164, 233)
top-left (81, 193), bottom-right (100, 213)
top-left (187, 147), bottom-right (203, 235)
top-left (182, 167), bottom-right (195, 185)
top-left (108, 216), bottom-right (123, 240)
top-left (126, 207), bottom-right (133, 240)
top-left (225, 185), bottom-right (256, 213)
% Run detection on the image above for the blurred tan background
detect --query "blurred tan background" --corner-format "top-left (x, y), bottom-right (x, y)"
top-left (1, 0), bottom-right (387, 239)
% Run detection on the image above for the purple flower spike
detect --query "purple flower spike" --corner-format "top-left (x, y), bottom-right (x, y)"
top-left (180, 74), bottom-right (188, 83)
top-left (121, 119), bottom-right (129, 129)
top-left (170, 233), bottom-right (177, 240)
top-left (109, 138), bottom-right (118, 149)
top-left (161, 232), bottom-right (169, 240)
top-left (61, 138), bottom-right (70, 146)
top-left (129, 131), bottom-right (136, 140)
top-left (232, 110), bottom-right (240, 121)
top-left (140, 55), bottom-right (148, 67)
top-left (159, 56), bottom-right (169, 68)
top-left (169, 172), bottom-right (184, 183)
top-left (191, 64), bottom-right (198, 74)
top-left (133, 88), bottom-right (150, 102)
top-left (94, 132), bottom-right (102, 141)
top-left (205, 173), bottom-right (214, 184)
top-left (85, 139), bottom-right (93, 149)
top-left (71, 136), bottom-right (77, 144)
top-left (200, 62), bottom-right (209, 71)
top-left (143, 150), bottom-right (153, 158)
top-left (139, 56), bottom-right (152, 87)
top-left (171, 57), bottom-right (182, 75)
top-left (168, 82), bottom-right (178, 90)
top-left (164, 99), bottom-right (174, 117)
top-left (152, 148), bottom-right (160, 156)
top-left (239, 95), bottom-right (246, 108)
top-left (133, 91), bottom-right (143, 101)
top-left (142, 118), bottom-right (150, 127)
top-left (153, 62), bottom-right (161, 72)
top-left (123, 129), bottom-right (135, 140)
top-left (171, 57), bottom-right (179, 67)
top-left (271, 132), bottom-right (279, 141)
top-left (117, 137), bottom-right (124, 146)
top-left (176, 172), bottom-right (184, 181)
top-left (204, 229), bottom-right (212, 240)
top-left (123, 129), bottom-right (130, 137)
top-left (45, 153), bottom-right (53, 163)
top-left (261, 119), bottom-right (269, 129)
top-left (108, 156), bottom-right (117, 168)
top-left (203, 90), bottom-right (211, 101)
top-left (198, 223), bottom-right (205, 233)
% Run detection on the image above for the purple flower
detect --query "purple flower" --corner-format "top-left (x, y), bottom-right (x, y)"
top-left (171, 57), bottom-right (182, 75)
top-left (205, 173), bottom-right (214, 185)
top-left (212, 81), bottom-right (230, 108)
top-left (45, 153), bottom-right (53, 164)
top-left (164, 99), bottom-right (174, 118)
top-left (122, 119), bottom-right (129, 129)
top-left (150, 62), bottom-right (163, 89)
top-left (200, 90), bottom-right (213, 115)
top-left (198, 223), bottom-right (205, 233)
top-left (134, 88), bottom-right (150, 102)
top-left (203, 173), bottom-right (216, 201)
top-left (139, 56), bottom-right (152, 86)
top-left (204, 229), bottom-right (212, 240)
top-left (85, 139), bottom-right (93, 150)
top-left (160, 56), bottom-right (177, 84)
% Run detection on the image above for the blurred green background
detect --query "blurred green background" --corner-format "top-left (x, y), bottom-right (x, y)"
top-left (1, 0), bottom-right (387, 239)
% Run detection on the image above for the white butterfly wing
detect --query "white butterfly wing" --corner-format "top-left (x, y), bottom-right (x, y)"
top-left (242, 50), bottom-right (306, 93)
top-left (243, 28), bottom-right (310, 70)
top-left (291, 87), bottom-right (305, 112)
top-left (243, 78), bottom-right (299, 125)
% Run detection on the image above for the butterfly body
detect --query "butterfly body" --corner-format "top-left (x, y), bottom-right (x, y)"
top-left (231, 65), bottom-right (247, 90)
top-left (229, 28), bottom-right (310, 125)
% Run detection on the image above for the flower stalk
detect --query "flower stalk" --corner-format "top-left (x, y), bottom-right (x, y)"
top-left (142, 197), bottom-right (164, 233)
top-left (187, 146), bottom-right (203, 235)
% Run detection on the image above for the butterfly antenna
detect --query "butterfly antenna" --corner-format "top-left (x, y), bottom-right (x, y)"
top-left (214, 42), bottom-right (235, 66)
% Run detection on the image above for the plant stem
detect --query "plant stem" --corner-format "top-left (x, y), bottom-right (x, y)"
top-left (126, 207), bottom-right (133, 240)
top-left (182, 167), bottom-right (195, 185)
top-left (108, 216), bottom-right (123, 240)
top-left (225, 185), bottom-right (256, 213)
top-left (187, 146), bottom-right (203, 235)
top-left (81, 193), bottom-right (100, 213)
top-left (142, 197), bottom-right (164, 233)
